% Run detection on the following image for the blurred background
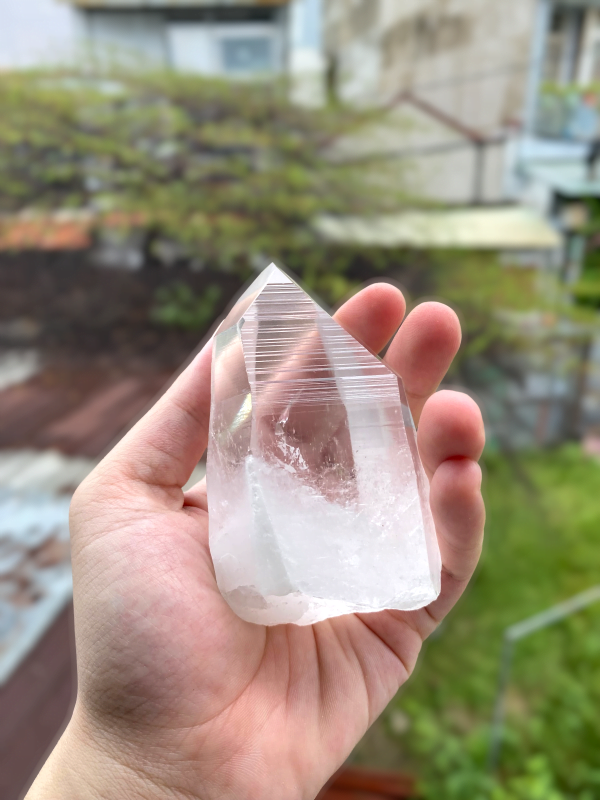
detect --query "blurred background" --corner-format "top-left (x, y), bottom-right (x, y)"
top-left (1, 1), bottom-right (600, 798)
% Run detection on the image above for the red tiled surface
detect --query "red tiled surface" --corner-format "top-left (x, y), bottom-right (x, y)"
top-left (0, 605), bottom-right (75, 800)
top-left (322, 792), bottom-right (390, 800)
top-left (0, 364), bottom-right (172, 798)
top-left (0, 212), bottom-right (150, 253)
top-left (0, 218), bottom-right (92, 252)
top-left (35, 374), bottom-right (169, 457)
top-left (319, 766), bottom-right (417, 799)
top-left (0, 367), bottom-right (170, 457)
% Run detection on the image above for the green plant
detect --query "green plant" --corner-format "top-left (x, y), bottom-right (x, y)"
top-left (151, 282), bottom-right (222, 330)
top-left (575, 198), bottom-right (600, 308)
top-left (0, 67), bottom-right (407, 305)
top-left (372, 446), bottom-right (600, 799)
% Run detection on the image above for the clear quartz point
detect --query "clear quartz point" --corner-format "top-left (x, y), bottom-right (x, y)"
top-left (207, 264), bottom-right (441, 626)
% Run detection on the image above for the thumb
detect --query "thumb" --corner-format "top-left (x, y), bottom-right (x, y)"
top-left (92, 340), bottom-right (213, 502)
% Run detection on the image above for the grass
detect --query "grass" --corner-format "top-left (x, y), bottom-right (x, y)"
top-left (353, 445), bottom-right (600, 800)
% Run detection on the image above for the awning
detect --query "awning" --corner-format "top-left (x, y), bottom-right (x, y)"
top-left (557, 0), bottom-right (600, 6)
top-left (313, 207), bottom-right (561, 251)
top-left (64, 0), bottom-right (288, 7)
top-left (523, 159), bottom-right (600, 198)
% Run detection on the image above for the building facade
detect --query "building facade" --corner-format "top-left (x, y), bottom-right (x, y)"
top-left (324, 0), bottom-right (536, 132)
top-left (71, 0), bottom-right (291, 75)
top-left (324, 0), bottom-right (600, 206)
top-left (0, 0), bottom-right (323, 89)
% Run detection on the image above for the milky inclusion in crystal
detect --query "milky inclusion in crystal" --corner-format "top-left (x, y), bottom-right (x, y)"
top-left (207, 264), bottom-right (441, 626)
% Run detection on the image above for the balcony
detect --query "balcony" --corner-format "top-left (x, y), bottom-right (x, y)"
top-left (535, 85), bottom-right (600, 141)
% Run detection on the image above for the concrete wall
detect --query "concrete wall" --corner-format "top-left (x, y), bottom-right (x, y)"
top-left (328, 100), bottom-right (509, 205)
top-left (0, 0), bottom-right (82, 69)
top-left (323, 0), bottom-right (543, 205)
top-left (324, 0), bottom-right (538, 135)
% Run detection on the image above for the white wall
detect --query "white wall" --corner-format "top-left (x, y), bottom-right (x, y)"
top-left (0, 0), bottom-right (80, 69)
top-left (0, 1), bottom-right (290, 75)
top-left (289, 0), bottom-right (325, 106)
top-left (84, 10), bottom-right (167, 67)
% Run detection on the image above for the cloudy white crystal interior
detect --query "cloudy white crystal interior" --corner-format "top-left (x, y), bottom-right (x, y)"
top-left (207, 264), bottom-right (441, 626)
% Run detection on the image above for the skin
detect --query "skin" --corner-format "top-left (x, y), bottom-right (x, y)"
top-left (26, 283), bottom-right (485, 800)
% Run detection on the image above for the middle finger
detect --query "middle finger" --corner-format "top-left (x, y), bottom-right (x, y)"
top-left (384, 301), bottom-right (462, 425)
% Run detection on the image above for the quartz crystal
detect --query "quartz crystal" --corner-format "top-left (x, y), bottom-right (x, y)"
top-left (207, 264), bottom-right (441, 626)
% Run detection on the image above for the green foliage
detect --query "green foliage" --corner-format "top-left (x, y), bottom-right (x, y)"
top-left (0, 68), bottom-right (405, 282)
top-left (151, 282), bottom-right (222, 331)
top-left (571, 280), bottom-right (600, 305)
top-left (430, 251), bottom-right (538, 366)
top-left (381, 447), bottom-right (600, 798)
top-left (499, 757), bottom-right (566, 800)
top-left (577, 199), bottom-right (600, 307)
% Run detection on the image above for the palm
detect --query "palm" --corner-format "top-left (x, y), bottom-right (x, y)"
top-left (68, 284), bottom-right (484, 800)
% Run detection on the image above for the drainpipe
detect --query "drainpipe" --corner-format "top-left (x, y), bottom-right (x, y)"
top-left (523, 0), bottom-right (552, 137)
top-left (473, 140), bottom-right (486, 205)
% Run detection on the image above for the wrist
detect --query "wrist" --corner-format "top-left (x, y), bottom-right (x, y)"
top-left (26, 699), bottom-right (309, 800)
top-left (25, 705), bottom-right (193, 800)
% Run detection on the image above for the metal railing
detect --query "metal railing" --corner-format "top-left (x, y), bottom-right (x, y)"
top-left (488, 584), bottom-right (600, 770)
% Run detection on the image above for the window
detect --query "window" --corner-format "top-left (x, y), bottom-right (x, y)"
top-left (167, 22), bottom-right (280, 77)
top-left (544, 7), bottom-right (584, 84)
top-left (221, 36), bottom-right (273, 74)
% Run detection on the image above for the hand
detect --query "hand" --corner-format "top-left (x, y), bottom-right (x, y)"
top-left (27, 283), bottom-right (485, 800)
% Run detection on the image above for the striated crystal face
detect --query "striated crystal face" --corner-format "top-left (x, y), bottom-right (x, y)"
top-left (207, 264), bottom-right (441, 626)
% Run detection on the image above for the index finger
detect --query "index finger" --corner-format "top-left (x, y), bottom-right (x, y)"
top-left (385, 302), bottom-right (462, 425)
